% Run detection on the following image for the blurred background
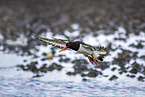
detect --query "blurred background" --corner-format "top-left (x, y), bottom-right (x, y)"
top-left (0, 0), bottom-right (145, 96)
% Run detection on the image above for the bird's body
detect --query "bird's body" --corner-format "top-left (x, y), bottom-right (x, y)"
top-left (77, 44), bottom-right (93, 55)
top-left (33, 34), bottom-right (109, 66)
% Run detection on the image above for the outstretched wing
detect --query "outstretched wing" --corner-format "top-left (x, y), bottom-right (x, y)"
top-left (81, 42), bottom-right (109, 55)
top-left (94, 46), bottom-right (109, 56)
top-left (82, 42), bottom-right (109, 62)
top-left (32, 34), bottom-right (69, 48)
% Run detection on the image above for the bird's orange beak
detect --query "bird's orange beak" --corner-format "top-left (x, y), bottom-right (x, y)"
top-left (59, 46), bottom-right (67, 52)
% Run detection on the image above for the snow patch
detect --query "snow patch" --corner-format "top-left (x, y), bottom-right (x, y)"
top-left (6, 34), bottom-right (28, 46)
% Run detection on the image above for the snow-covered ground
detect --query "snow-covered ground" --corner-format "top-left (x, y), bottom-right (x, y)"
top-left (0, 24), bottom-right (145, 96)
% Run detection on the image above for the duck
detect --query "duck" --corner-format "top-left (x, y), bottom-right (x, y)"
top-left (32, 34), bottom-right (109, 66)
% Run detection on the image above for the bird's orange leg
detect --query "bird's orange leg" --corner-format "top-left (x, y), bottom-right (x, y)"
top-left (87, 57), bottom-right (94, 65)
top-left (91, 55), bottom-right (98, 66)
top-left (85, 55), bottom-right (94, 65)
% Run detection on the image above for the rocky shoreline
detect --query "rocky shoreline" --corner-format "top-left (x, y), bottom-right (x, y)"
top-left (0, 0), bottom-right (145, 81)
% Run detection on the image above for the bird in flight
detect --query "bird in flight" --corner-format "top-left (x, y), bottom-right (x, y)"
top-left (33, 34), bottom-right (109, 66)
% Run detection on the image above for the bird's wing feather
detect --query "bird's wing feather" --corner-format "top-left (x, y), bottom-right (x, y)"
top-left (94, 46), bottom-right (109, 56)
top-left (32, 34), bottom-right (69, 48)
top-left (81, 42), bottom-right (109, 62)
top-left (81, 42), bottom-right (109, 55)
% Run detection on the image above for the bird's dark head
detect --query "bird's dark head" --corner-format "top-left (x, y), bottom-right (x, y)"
top-left (59, 41), bottom-right (80, 52)
top-left (66, 42), bottom-right (74, 48)
top-left (66, 42), bottom-right (80, 51)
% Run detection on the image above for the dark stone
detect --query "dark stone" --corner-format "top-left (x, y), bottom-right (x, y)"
top-left (81, 73), bottom-right (87, 77)
top-left (33, 55), bottom-right (39, 59)
top-left (59, 57), bottom-right (70, 62)
top-left (33, 74), bottom-right (43, 78)
top-left (129, 62), bottom-right (141, 74)
top-left (130, 75), bottom-right (135, 78)
top-left (72, 59), bottom-right (88, 65)
top-left (126, 74), bottom-right (136, 78)
top-left (69, 59), bottom-right (89, 74)
top-left (16, 64), bottom-right (26, 70)
top-left (16, 61), bottom-right (39, 73)
top-left (39, 64), bottom-right (48, 73)
top-left (112, 50), bottom-right (132, 67)
top-left (87, 70), bottom-right (100, 77)
top-left (118, 67), bottom-right (127, 74)
top-left (66, 72), bottom-right (77, 76)
top-left (47, 66), bottom-right (55, 71)
top-left (111, 67), bottom-right (117, 71)
top-left (27, 62), bottom-right (38, 73)
top-left (47, 63), bottom-right (63, 71)
top-left (109, 75), bottom-right (118, 81)
top-left (66, 72), bottom-right (72, 75)
top-left (119, 72), bottom-right (123, 75)
top-left (99, 62), bottom-right (110, 70)
top-left (82, 78), bottom-right (87, 81)
top-left (23, 60), bottom-right (27, 62)
top-left (140, 55), bottom-right (145, 60)
top-left (41, 58), bottom-right (47, 61)
top-left (138, 76), bottom-right (144, 81)
top-left (129, 42), bottom-right (144, 48)
top-left (103, 75), bottom-right (109, 77)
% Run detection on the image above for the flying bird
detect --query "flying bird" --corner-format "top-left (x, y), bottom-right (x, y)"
top-left (32, 34), bottom-right (109, 66)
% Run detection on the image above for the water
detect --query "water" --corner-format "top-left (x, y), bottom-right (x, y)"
top-left (1, 78), bottom-right (145, 97)
top-left (0, 52), bottom-right (145, 97)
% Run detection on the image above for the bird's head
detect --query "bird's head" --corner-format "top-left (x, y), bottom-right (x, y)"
top-left (59, 41), bottom-right (80, 52)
